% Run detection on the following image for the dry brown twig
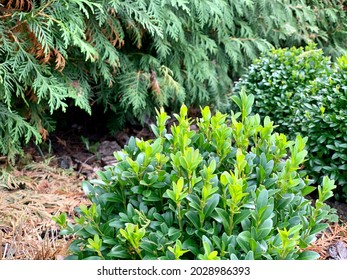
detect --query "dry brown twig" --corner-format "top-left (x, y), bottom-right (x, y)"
top-left (306, 223), bottom-right (347, 260)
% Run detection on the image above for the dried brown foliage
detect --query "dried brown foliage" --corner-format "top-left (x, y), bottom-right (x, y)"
top-left (1, 0), bottom-right (33, 12)
top-left (1, 1), bottom-right (67, 72)
top-left (0, 159), bottom-right (90, 259)
top-left (305, 223), bottom-right (347, 260)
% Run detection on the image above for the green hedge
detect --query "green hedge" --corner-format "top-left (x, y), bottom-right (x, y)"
top-left (234, 45), bottom-right (347, 200)
top-left (295, 56), bottom-right (347, 200)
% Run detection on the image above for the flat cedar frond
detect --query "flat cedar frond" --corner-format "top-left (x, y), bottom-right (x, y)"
top-left (0, 0), bottom-right (347, 163)
top-left (3, 0), bottom-right (32, 12)
top-left (150, 70), bottom-right (160, 95)
top-left (53, 49), bottom-right (66, 72)
top-left (119, 70), bottom-right (150, 116)
top-left (0, 103), bottom-right (42, 164)
top-left (106, 17), bottom-right (125, 48)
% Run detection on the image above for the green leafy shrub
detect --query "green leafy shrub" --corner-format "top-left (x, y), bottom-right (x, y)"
top-left (55, 91), bottom-right (337, 260)
top-left (233, 44), bottom-right (332, 134)
top-left (1, 0), bottom-right (347, 162)
top-left (234, 45), bottom-right (347, 200)
top-left (294, 56), bottom-right (347, 200)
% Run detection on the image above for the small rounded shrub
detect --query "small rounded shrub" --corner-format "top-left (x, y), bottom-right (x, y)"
top-left (294, 56), bottom-right (347, 199)
top-left (233, 43), bottom-right (332, 135)
top-left (55, 91), bottom-right (337, 260)
top-left (234, 44), bottom-right (347, 201)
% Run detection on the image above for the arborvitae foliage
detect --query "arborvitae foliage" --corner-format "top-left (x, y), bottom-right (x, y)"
top-left (0, 0), bottom-right (346, 162)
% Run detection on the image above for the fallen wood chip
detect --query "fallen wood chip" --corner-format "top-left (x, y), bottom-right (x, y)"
top-left (328, 241), bottom-right (347, 260)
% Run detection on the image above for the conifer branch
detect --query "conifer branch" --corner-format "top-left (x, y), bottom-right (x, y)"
top-left (0, 0), bottom-right (346, 162)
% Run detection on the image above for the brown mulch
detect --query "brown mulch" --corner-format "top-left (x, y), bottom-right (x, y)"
top-left (306, 223), bottom-right (347, 260)
top-left (0, 125), bottom-right (153, 260)
top-left (0, 159), bottom-right (91, 260)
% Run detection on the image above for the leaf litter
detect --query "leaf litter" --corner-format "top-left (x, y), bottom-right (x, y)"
top-left (0, 157), bottom-right (91, 260)
top-left (306, 223), bottom-right (347, 260)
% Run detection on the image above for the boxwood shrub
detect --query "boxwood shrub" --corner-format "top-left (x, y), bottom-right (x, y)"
top-left (54, 91), bottom-right (337, 260)
top-left (234, 45), bottom-right (347, 200)
top-left (233, 44), bottom-right (332, 135)
top-left (294, 56), bottom-right (347, 200)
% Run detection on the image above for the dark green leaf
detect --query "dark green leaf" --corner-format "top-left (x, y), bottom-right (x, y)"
top-left (185, 210), bottom-right (200, 229)
top-left (310, 223), bottom-right (328, 235)
top-left (236, 231), bottom-right (251, 253)
top-left (256, 189), bottom-right (268, 211)
top-left (297, 251), bottom-right (320, 260)
top-left (233, 210), bottom-right (251, 226)
top-left (256, 218), bottom-right (273, 240)
top-left (211, 208), bottom-right (230, 233)
top-left (203, 194), bottom-right (220, 218)
top-left (107, 245), bottom-right (131, 259)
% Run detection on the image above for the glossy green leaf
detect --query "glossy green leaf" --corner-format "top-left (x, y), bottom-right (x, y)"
top-left (236, 231), bottom-right (251, 253)
top-left (185, 210), bottom-right (200, 229)
top-left (297, 251), bottom-right (320, 260)
top-left (203, 193), bottom-right (220, 218)
top-left (256, 218), bottom-right (273, 240)
top-left (107, 245), bottom-right (131, 259)
top-left (256, 189), bottom-right (268, 211)
top-left (233, 210), bottom-right (251, 226)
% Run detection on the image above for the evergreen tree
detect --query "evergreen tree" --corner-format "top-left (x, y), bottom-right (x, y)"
top-left (0, 0), bottom-right (346, 162)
